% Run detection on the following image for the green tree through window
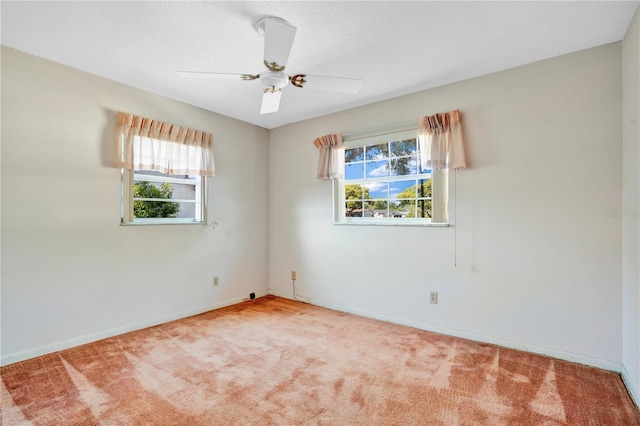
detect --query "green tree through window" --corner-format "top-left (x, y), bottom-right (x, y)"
top-left (396, 178), bottom-right (432, 218)
top-left (345, 184), bottom-right (373, 216)
top-left (389, 139), bottom-right (416, 176)
top-left (133, 181), bottom-right (180, 218)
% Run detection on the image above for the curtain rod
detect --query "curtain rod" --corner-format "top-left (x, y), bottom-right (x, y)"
top-left (342, 120), bottom-right (418, 142)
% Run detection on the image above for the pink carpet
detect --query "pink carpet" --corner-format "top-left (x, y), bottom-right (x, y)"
top-left (2, 296), bottom-right (639, 425)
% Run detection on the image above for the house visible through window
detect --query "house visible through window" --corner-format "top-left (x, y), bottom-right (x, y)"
top-left (124, 168), bottom-right (205, 224)
top-left (334, 128), bottom-right (448, 225)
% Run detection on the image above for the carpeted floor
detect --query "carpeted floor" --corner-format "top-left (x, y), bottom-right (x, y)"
top-left (2, 296), bottom-right (639, 425)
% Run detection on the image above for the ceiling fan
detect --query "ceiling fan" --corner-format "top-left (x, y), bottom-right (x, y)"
top-left (177, 16), bottom-right (364, 115)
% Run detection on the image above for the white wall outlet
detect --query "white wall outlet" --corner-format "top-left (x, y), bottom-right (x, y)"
top-left (291, 270), bottom-right (297, 280)
top-left (430, 291), bottom-right (438, 304)
top-left (213, 276), bottom-right (219, 287)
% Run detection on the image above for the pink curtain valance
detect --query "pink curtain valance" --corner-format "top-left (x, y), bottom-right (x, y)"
top-left (313, 133), bottom-right (344, 180)
top-left (418, 109), bottom-right (466, 170)
top-left (116, 112), bottom-right (215, 177)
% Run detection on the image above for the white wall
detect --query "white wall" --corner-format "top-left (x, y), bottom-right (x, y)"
top-left (1, 47), bottom-right (270, 364)
top-left (269, 43), bottom-right (623, 369)
top-left (622, 7), bottom-right (640, 406)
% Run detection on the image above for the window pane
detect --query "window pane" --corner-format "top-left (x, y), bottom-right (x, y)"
top-left (416, 199), bottom-right (432, 219)
top-left (345, 162), bottom-right (364, 180)
top-left (389, 201), bottom-right (402, 215)
top-left (416, 178), bottom-right (432, 199)
top-left (371, 200), bottom-right (389, 217)
top-left (133, 197), bottom-right (182, 219)
top-left (345, 183), bottom-right (365, 197)
top-left (345, 201), bottom-right (363, 217)
top-left (396, 199), bottom-right (415, 217)
top-left (345, 147), bottom-right (364, 162)
top-left (391, 180), bottom-right (417, 200)
top-left (364, 181), bottom-right (389, 199)
top-left (350, 206), bottom-right (376, 218)
top-left (132, 181), bottom-right (184, 213)
top-left (390, 139), bottom-right (417, 157)
top-left (365, 143), bottom-right (388, 160)
top-left (390, 156), bottom-right (418, 176)
top-left (366, 160), bottom-right (388, 178)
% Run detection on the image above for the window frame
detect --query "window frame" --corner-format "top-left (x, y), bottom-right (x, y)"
top-left (333, 128), bottom-right (449, 227)
top-left (121, 168), bottom-right (208, 226)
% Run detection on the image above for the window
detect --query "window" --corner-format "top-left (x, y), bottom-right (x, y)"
top-left (334, 128), bottom-right (448, 225)
top-left (121, 167), bottom-right (206, 225)
top-left (116, 111), bottom-right (215, 226)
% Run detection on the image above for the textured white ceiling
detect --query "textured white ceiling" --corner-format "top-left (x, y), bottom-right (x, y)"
top-left (1, 1), bottom-right (638, 129)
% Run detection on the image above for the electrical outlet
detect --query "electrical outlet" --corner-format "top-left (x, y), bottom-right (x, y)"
top-left (291, 270), bottom-right (297, 280)
top-left (430, 291), bottom-right (438, 304)
top-left (213, 276), bottom-right (219, 287)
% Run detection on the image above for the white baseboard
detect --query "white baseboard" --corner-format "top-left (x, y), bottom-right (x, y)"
top-left (2, 288), bottom-right (625, 379)
top-left (621, 363), bottom-right (640, 409)
top-left (269, 289), bottom-right (621, 372)
top-left (270, 288), bottom-right (311, 304)
top-left (1, 292), bottom-right (270, 366)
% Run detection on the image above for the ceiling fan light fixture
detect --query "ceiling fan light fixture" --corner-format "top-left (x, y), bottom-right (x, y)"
top-left (260, 70), bottom-right (289, 90)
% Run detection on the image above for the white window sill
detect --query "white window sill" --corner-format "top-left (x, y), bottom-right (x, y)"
top-left (333, 220), bottom-right (449, 227)
top-left (120, 220), bottom-right (206, 226)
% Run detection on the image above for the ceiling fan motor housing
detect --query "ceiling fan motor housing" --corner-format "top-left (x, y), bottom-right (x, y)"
top-left (260, 70), bottom-right (289, 90)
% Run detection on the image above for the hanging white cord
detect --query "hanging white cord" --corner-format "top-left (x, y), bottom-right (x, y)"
top-left (454, 169), bottom-right (457, 268)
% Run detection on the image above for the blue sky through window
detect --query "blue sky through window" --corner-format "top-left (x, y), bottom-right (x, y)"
top-left (344, 139), bottom-right (432, 208)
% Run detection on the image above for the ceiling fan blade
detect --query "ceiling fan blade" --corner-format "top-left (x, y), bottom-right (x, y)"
top-left (177, 71), bottom-right (251, 80)
top-left (260, 90), bottom-right (282, 114)
top-left (298, 75), bottom-right (364, 94)
top-left (264, 18), bottom-right (297, 68)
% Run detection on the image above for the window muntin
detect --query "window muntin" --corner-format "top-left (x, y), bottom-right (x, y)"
top-left (335, 130), bottom-right (448, 225)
